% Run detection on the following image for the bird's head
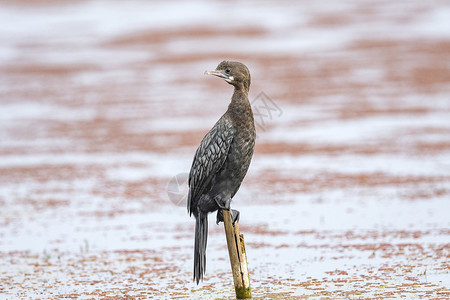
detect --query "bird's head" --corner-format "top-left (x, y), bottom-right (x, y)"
top-left (204, 61), bottom-right (251, 91)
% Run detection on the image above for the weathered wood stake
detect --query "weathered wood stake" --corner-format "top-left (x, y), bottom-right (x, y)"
top-left (222, 209), bottom-right (251, 299)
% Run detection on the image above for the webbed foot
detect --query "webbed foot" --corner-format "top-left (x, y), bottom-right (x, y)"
top-left (216, 209), bottom-right (240, 225)
top-left (214, 196), bottom-right (231, 210)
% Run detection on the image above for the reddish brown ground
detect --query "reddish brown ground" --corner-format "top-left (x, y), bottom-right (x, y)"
top-left (0, 0), bottom-right (449, 299)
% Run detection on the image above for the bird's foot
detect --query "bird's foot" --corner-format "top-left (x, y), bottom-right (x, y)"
top-left (231, 209), bottom-right (240, 224)
top-left (214, 196), bottom-right (231, 210)
top-left (216, 209), bottom-right (240, 225)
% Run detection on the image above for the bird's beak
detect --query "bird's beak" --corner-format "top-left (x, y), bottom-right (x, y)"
top-left (204, 70), bottom-right (233, 82)
top-left (204, 70), bottom-right (228, 79)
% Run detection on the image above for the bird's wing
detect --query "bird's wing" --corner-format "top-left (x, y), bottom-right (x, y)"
top-left (187, 116), bottom-right (235, 215)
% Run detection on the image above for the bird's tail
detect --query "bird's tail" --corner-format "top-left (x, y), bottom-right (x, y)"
top-left (194, 213), bottom-right (208, 284)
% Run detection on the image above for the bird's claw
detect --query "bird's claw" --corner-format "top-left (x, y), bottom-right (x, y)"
top-left (214, 196), bottom-right (231, 210)
top-left (216, 209), bottom-right (240, 225)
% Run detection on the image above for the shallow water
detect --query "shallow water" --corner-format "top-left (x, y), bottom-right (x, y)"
top-left (1, 0), bottom-right (449, 298)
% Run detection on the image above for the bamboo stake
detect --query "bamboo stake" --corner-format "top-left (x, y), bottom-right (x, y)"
top-left (222, 209), bottom-right (251, 299)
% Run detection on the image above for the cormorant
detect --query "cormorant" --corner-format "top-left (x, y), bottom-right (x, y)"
top-left (187, 61), bottom-right (256, 284)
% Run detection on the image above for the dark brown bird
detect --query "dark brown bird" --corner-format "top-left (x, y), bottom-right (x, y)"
top-left (187, 61), bottom-right (256, 284)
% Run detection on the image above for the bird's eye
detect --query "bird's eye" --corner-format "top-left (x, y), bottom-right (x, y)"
top-left (225, 68), bottom-right (231, 74)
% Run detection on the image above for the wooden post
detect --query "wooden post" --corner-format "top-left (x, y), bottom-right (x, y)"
top-left (222, 209), bottom-right (251, 299)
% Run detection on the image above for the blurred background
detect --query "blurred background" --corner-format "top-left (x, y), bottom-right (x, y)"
top-left (1, 0), bottom-right (449, 298)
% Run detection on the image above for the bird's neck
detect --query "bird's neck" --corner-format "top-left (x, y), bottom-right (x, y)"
top-left (227, 87), bottom-right (253, 126)
top-left (231, 85), bottom-right (248, 101)
top-left (230, 86), bottom-right (250, 108)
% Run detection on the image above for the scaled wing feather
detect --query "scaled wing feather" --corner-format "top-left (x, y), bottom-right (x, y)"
top-left (187, 117), bottom-right (235, 215)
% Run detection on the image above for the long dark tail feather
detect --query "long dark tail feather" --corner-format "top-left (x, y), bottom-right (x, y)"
top-left (194, 213), bottom-right (208, 284)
